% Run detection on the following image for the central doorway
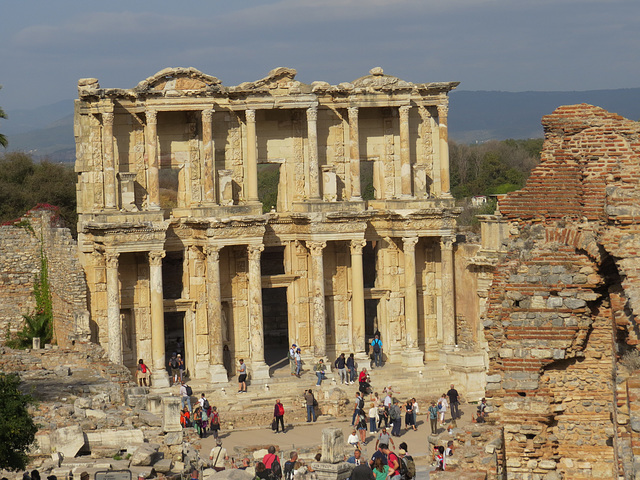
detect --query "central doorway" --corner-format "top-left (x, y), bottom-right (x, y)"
top-left (262, 287), bottom-right (289, 367)
top-left (164, 311), bottom-right (185, 372)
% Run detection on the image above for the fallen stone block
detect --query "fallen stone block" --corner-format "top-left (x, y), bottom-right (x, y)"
top-left (129, 466), bottom-right (154, 479)
top-left (138, 410), bottom-right (162, 427)
top-left (86, 409), bottom-right (107, 419)
top-left (154, 458), bottom-right (173, 473)
top-left (52, 425), bottom-right (86, 459)
top-left (131, 443), bottom-right (161, 466)
top-left (164, 431), bottom-right (183, 446)
top-left (208, 470), bottom-right (253, 480)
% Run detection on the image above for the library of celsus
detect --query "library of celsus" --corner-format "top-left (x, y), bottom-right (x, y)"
top-left (73, 67), bottom-right (468, 387)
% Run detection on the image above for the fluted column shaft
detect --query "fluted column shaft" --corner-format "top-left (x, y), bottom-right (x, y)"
top-left (308, 241), bottom-right (327, 358)
top-left (206, 246), bottom-right (228, 382)
top-left (403, 237), bottom-right (419, 349)
top-left (202, 109), bottom-right (216, 204)
top-left (348, 107), bottom-right (362, 200)
top-left (437, 105), bottom-right (451, 197)
top-left (102, 113), bottom-right (117, 210)
top-left (441, 236), bottom-right (456, 348)
top-left (399, 106), bottom-right (412, 197)
top-left (149, 250), bottom-right (169, 387)
top-left (146, 110), bottom-right (160, 210)
top-left (307, 106), bottom-right (321, 200)
top-left (350, 239), bottom-right (367, 354)
top-left (248, 244), bottom-right (265, 363)
top-left (245, 110), bottom-right (259, 202)
top-left (106, 251), bottom-right (121, 364)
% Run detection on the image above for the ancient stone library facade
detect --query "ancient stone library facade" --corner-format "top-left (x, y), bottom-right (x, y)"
top-left (73, 67), bottom-right (468, 387)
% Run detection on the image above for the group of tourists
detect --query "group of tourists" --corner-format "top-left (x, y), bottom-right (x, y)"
top-left (346, 439), bottom-right (417, 480)
top-left (179, 391), bottom-right (221, 439)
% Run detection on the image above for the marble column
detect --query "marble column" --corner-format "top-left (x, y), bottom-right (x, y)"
top-left (440, 236), bottom-right (456, 349)
top-left (399, 106), bottom-right (412, 197)
top-left (437, 105), bottom-right (452, 197)
top-left (202, 109), bottom-right (216, 204)
top-left (149, 250), bottom-right (170, 388)
top-left (308, 241), bottom-right (327, 358)
top-left (245, 109), bottom-right (259, 203)
top-left (102, 113), bottom-right (117, 210)
top-left (307, 106), bottom-right (321, 200)
top-left (348, 107), bottom-right (362, 201)
top-left (146, 109), bottom-right (161, 210)
top-left (105, 251), bottom-right (122, 364)
top-left (248, 244), bottom-right (269, 379)
top-left (401, 237), bottom-right (423, 367)
top-left (350, 239), bottom-right (367, 356)
top-left (206, 245), bottom-right (228, 382)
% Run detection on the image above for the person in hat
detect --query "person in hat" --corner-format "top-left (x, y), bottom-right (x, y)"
top-left (314, 358), bottom-right (326, 385)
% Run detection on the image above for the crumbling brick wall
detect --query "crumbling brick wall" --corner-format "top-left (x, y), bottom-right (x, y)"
top-left (0, 208), bottom-right (89, 347)
top-left (484, 105), bottom-right (640, 479)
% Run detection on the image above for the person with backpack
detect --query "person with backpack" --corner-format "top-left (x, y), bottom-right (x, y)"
top-left (380, 445), bottom-right (400, 480)
top-left (136, 358), bottom-right (150, 387)
top-left (347, 353), bottom-right (357, 384)
top-left (283, 451), bottom-right (298, 480)
top-left (209, 405), bottom-right (221, 439)
top-left (371, 335), bottom-right (383, 368)
top-left (334, 353), bottom-right (347, 384)
top-left (428, 401), bottom-right (438, 434)
top-left (273, 399), bottom-right (286, 433)
top-left (199, 393), bottom-right (211, 415)
top-left (397, 449), bottom-right (415, 480)
top-left (352, 392), bottom-right (365, 426)
top-left (180, 380), bottom-right (192, 412)
top-left (263, 446), bottom-right (282, 480)
top-left (389, 400), bottom-right (402, 436)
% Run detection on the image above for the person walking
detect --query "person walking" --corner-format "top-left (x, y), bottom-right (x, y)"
top-left (447, 384), bottom-right (460, 420)
top-left (304, 389), bottom-right (317, 422)
top-left (438, 393), bottom-right (448, 426)
top-left (356, 408), bottom-right (368, 445)
top-left (273, 399), bottom-right (286, 433)
top-left (375, 427), bottom-right (395, 451)
top-left (209, 439), bottom-right (229, 472)
top-left (378, 402), bottom-right (389, 429)
top-left (169, 352), bottom-right (179, 386)
top-left (411, 398), bottom-right (418, 429)
top-left (404, 399), bottom-right (416, 432)
top-left (368, 402), bottom-right (379, 434)
top-left (237, 358), bottom-right (247, 393)
top-left (200, 404), bottom-right (208, 438)
top-left (371, 335), bottom-right (383, 368)
top-left (180, 381), bottom-right (192, 412)
top-left (353, 392), bottom-right (365, 426)
top-left (209, 406), bottom-right (221, 439)
top-left (389, 400), bottom-right (402, 436)
top-left (428, 401), bottom-right (438, 434)
top-left (314, 359), bottom-right (326, 386)
top-left (334, 353), bottom-right (347, 384)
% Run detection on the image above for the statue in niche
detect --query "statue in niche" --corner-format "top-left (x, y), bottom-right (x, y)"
top-left (121, 312), bottom-right (131, 350)
top-left (221, 306), bottom-right (229, 343)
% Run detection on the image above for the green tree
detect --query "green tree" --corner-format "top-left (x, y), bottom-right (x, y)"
top-left (0, 85), bottom-right (7, 148)
top-left (0, 373), bottom-right (38, 471)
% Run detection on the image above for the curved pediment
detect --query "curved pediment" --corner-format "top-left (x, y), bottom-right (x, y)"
top-left (351, 67), bottom-right (414, 90)
top-left (134, 67), bottom-right (222, 93)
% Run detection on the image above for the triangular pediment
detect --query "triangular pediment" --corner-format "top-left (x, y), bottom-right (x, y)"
top-left (235, 67), bottom-right (299, 91)
top-left (134, 67), bottom-right (222, 93)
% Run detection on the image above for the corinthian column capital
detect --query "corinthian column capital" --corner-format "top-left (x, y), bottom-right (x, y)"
top-left (307, 105), bottom-right (318, 122)
top-left (102, 112), bottom-right (114, 126)
top-left (202, 108), bottom-right (214, 123)
top-left (437, 105), bottom-right (449, 121)
top-left (440, 236), bottom-right (455, 250)
top-left (350, 239), bottom-right (367, 255)
top-left (247, 244), bottom-right (264, 261)
top-left (402, 236), bottom-right (419, 252)
top-left (205, 245), bottom-right (220, 261)
top-left (246, 109), bottom-right (256, 122)
top-left (307, 241), bottom-right (327, 256)
top-left (348, 106), bottom-right (359, 120)
top-left (105, 251), bottom-right (119, 268)
top-left (146, 109), bottom-right (157, 125)
top-left (149, 250), bottom-right (166, 266)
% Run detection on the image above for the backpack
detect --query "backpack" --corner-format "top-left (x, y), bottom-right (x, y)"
top-left (399, 456), bottom-right (415, 480)
top-left (170, 357), bottom-right (178, 369)
top-left (269, 458), bottom-right (282, 480)
top-left (372, 339), bottom-right (381, 353)
top-left (390, 405), bottom-right (400, 420)
top-left (185, 385), bottom-right (193, 396)
top-left (141, 364), bottom-right (147, 373)
top-left (203, 399), bottom-right (210, 410)
top-left (283, 460), bottom-right (295, 480)
top-left (277, 403), bottom-right (285, 416)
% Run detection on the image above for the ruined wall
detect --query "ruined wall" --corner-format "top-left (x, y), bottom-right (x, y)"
top-left (484, 105), bottom-right (640, 479)
top-left (0, 208), bottom-right (89, 347)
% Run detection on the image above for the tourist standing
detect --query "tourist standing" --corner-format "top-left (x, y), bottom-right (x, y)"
top-left (447, 384), bottom-right (460, 420)
top-left (289, 344), bottom-right (297, 376)
top-left (371, 335), bottom-right (383, 368)
top-left (428, 401), bottom-right (438, 434)
top-left (377, 402), bottom-right (389, 429)
top-left (334, 353), bottom-right (347, 384)
top-left (375, 427), bottom-right (395, 450)
top-left (438, 393), bottom-right (448, 426)
top-left (381, 445), bottom-right (400, 480)
top-left (169, 353), bottom-right (179, 385)
top-left (389, 400), bottom-right (402, 436)
top-left (368, 402), bottom-right (379, 433)
top-left (200, 405), bottom-right (208, 438)
top-left (404, 399), bottom-right (415, 432)
top-left (210, 406), bottom-right (220, 439)
top-left (347, 353), bottom-right (357, 384)
top-left (136, 358), bottom-right (150, 387)
top-left (372, 457), bottom-right (388, 480)
top-left (177, 353), bottom-right (185, 383)
top-left (180, 381), bottom-right (192, 412)
top-left (237, 358), bottom-right (247, 393)
top-left (357, 408), bottom-right (368, 445)
top-left (193, 406), bottom-right (202, 436)
top-left (353, 392), bottom-right (365, 425)
top-left (273, 399), bottom-right (286, 433)
top-left (295, 348), bottom-right (302, 377)
top-left (314, 359), bottom-right (326, 386)
top-left (304, 389), bottom-right (317, 422)
top-left (209, 439), bottom-right (229, 472)
top-left (411, 398), bottom-right (418, 428)
top-left (263, 446), bottom-right (282, 479)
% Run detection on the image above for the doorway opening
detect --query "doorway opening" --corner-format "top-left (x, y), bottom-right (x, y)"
top-left (164, 311), bottom-right (185, 373)
top-left (262, 287), bottom-right (289, 367)
top-left (365, 298), bottom-right (380, 349)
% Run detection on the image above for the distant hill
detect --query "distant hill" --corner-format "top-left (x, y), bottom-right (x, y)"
top-left (2, 88), bottom-right (639, 163)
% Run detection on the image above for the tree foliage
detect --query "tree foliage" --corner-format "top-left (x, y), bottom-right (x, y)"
top-left (0, 373), bottom-right (38, 471)
top-left (449, 138), bottom-right (543, 198)
top-left (0, 85), bottom-right (7, 148)
top-left (0, 152), bottom-right (77, 235)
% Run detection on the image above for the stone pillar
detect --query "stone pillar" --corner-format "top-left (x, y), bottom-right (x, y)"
top-left (348, 107), bottom-right (362, 201)
top-left (308, 241), bottom-right (327, 358)
top-left (146, 109), bottom-right (161, 210)
top-left (206, 245), bottom-right (228, 383)
top-left (437, 105), bottom-right (452, 197)
top-left (248, 244), bottom-right (269, 379)
top-left (245, 109), bottom-right (259, 203)
top-left (312, 428), bottom-right (353, 480)
top-left (402, 237), bottom-right (424, 367)
top-left (105, 251), bottom-right (122, 364)
top-left (307, 106), bottom-right (321, 200)
top-left (441, 236), bottom-right (456, 349)
top-left (162, 396), bottom-right (182, 433)
top-left (149, 250), bottom-right (170, 388)
top-left (399, 105), bottom-right (412, 197)
top-left (202, 109), bottom-right (216, 204)
top-left (350, 239), bottom-right (367, 356)
top-left (102, 113), bottom-right (117, 210)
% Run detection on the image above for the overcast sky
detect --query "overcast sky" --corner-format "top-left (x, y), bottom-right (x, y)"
top-left (0, 0), bottom-right (639, 111)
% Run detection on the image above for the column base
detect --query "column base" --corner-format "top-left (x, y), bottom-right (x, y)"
top-left (401, 349), bottom-right (424, 368)
top-left (209, 364), bottom-right (229, 384)
top-left (250, 361), bottom-right (270, 381)
top-left (151, 369), bottom-right (171, 389)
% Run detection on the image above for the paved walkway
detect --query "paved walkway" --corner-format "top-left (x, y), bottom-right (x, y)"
top-left (198, 402), bottom-right (477, 467)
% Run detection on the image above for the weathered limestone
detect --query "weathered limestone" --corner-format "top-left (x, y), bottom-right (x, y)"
top-left (401, 237), bottom-right (423, 367)
top-left (441, 236), bottom-right (456, 349)
top-left (162, 395), bottom-right (182, 433)
top-left (307, 106), bottom-right (321, 200)
top-left (348, 106), bottom-right (362, 201)
top-left (245, 109), bottom-right (259, 203)
top-left (105, 251), bottom-right (121, 364)
top-left (145, 109), bottom-right (160, 210)
top-left (399, 105), bottom-right (412, 197)
top-left (437, 105), bottom-right (451, 197)
top-left (202, 108), bottom-right (216, 204)
top-left (248, 244), bottom-right (269, 380)
top-left (101, 112), bottom-right (117, 210)
top-left (149, 250), bottom-right (169, 388)
top-left (350, 239), bottom-right (366, 356)
top-left (309, 241), bottom-right (327, 358)
top-left (206, 245), bottom-right (227, 383)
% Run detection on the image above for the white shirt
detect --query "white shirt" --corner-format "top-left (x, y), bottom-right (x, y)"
top-left (369, 406), bottom-right (379, 420)
top-left (347, 433), bottom-right (359, 445)
top-left (384, 395), bottom-right (392, 407)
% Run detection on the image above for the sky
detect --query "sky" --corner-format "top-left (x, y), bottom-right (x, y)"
top-left (0, 0), bottom-right (639, 112)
